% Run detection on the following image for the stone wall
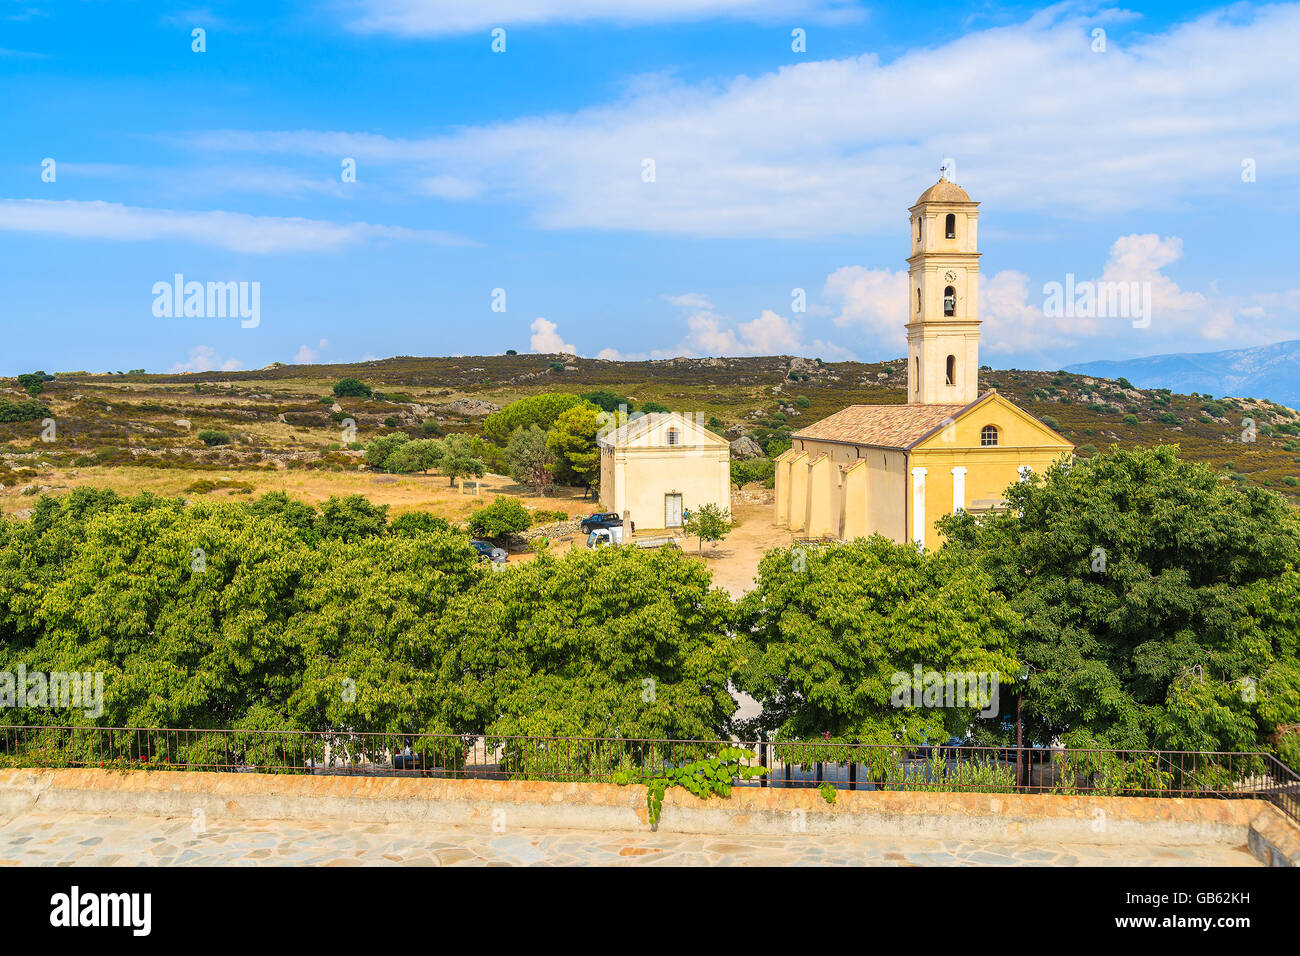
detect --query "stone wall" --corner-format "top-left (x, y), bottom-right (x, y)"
top-left (2, 769), bottom-right (1292, 860)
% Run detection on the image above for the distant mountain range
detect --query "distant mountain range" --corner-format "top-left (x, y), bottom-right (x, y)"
top-left (1066, 339), bottom-right (1300, 409)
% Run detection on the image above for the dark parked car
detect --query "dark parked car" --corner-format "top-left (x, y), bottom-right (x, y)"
top-left (579, 512), bottom-right (622, 533)
top-left (469, 539), bottom-right (508, 563)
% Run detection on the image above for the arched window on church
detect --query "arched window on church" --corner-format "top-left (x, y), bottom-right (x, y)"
top-left (945, 213), bottom-right (956, 239)
top-left (946, 355), bottom-right (956, 386)
top-left (917, 218), bottom-right (922, 243)
top-left (914, 356), bottom-right (920, 383)
top-left (943, 286), bottom-right (956, 317)
top-left (981, 425), bottom-right (999, 447)
top-left (916, 288), bottom-right (921, 313)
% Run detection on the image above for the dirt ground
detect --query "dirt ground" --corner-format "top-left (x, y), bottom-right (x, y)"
top-left (685, 491), bottom-right (783, 597)
top-left (1, 465), bottom-right (596, 522)
top-left (3, 467), bottom-right (785, 595)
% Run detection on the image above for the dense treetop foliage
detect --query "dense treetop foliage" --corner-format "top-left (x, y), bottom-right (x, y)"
top-left (2, 446), bottom-right (1298, 765)
top-left (938, 446), bottom-right (1300, 762)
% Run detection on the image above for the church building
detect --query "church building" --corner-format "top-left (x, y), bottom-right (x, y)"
top-left (773, 174), bottom-right (1073, 550)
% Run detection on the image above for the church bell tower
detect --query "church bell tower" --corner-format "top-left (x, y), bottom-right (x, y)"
top-left (906, 170), bottom-right (981, 404)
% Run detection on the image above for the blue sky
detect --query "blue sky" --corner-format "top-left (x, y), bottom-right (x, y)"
top-left (2, 0), bottom-right (1298, 376)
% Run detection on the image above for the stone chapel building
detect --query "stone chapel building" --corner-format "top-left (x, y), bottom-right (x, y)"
top-left (773, 175), bottom-right (1073, 550)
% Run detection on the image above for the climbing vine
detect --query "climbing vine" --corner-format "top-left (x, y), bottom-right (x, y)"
top-left (615, 747), bottom-right (768, 827)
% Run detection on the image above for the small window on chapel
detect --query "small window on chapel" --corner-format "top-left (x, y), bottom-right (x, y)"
top-left (943, 286), bottom-right (956, 317)
top-left (945, 355), bottom-right (956, 386)
top-left (916, 288), bottom-right (921, 313)
top-left (666, 428), bottom-right (680, 446)
top-left (945, 213), bottom-right (956, 239)
top-left (981, 425), bottom-right (999, 447)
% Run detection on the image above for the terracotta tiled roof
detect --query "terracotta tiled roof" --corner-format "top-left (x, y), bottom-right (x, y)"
top-left (792, 402), bottom-right (969, 449)
top-left (914, 179), bottom-right (972, 204)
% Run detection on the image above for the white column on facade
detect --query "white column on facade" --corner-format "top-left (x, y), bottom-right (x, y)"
top-left (1016, 464), bottom-right (1032, 518)
top-left (911, 466), bottom-right (927, 546)
top-left (951, 466), bottom-right (967, 514)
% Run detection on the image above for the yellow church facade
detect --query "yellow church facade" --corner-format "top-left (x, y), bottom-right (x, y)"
top-left (774, 175), bottom-right (1073, 551)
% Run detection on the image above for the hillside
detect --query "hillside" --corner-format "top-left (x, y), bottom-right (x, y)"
top-left (2, 353), bottom-right (1299, 515)
top-left (1067, 339), bottom-right (1300, 409)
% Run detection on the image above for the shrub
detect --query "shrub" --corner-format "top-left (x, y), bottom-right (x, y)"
top-left (197, 430), bottom-right (231, 446)
top-left (0, 399), bottom-right (51, 422)
top-left (1123, 414), bottom-right (1139, 425)
top-left (795, 396), bottom-right (810, 409)
top-left (466, 496), bottom-right (531, 538)
top-left (731, 458), bottom-right (776, 488)
top-left (387, 511), bottom-right (453, 536)
top-left (332, 378), bottom-right (372, 399)
top-left (17, 371), bottom-right (52, 395)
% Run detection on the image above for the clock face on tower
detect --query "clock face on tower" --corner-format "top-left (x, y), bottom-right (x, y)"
top-left (944, 270), bottom-right (958, 282)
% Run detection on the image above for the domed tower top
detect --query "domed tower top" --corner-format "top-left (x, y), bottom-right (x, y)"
top-left (914, 178), bottom-right (972, 205)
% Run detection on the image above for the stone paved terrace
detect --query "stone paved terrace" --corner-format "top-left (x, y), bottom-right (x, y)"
top-left (0, 812), bottom-right (1260, 866)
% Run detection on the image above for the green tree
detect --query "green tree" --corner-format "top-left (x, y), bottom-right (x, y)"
top-left (284, 529), bottom-right (482, 736)
top-left (937, 445), bottom-right (1300, 754)
top-left (683, 503), bottom-right (732, 555)
top-left (333, 378), bottom-right (372, 399)
top-left (196, 430), bottom-right (231, 446)
top-left (363, 432), bottom-right (410, 470)
top-left (482, 393), bottom-right (586, 445)
top-left (249, 491), bottom-right (320, 546)
top-left (581, 390), bottom-right (633, 414)
top-left (466, 496), bottom-right (531, 538)
top-left (435, 546), bottom-right (737, 739)
top-left (730, 458), bottom-right (775, 489)
top-left (437, 433), bottom-right (487, 486)
top-left (316, 495), bottom-right (389, 542)
top-left (506, 425), bottom-right (556, 495)
top-left (547, 403), bottom-right (602, 491)
top-left (735, 537), bottom-right (1021, 746)
top-left (387, 438), bottom-right (444, 475)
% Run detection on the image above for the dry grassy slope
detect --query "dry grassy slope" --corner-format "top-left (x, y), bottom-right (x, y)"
top-left (3, 352), bottom-right (1298, 503)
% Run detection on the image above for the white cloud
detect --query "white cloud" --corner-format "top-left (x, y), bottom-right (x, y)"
top-left (823, 266), bottom-right (908, 352)
top-left (294, 339), bottom-right (329, 364)
top-left (529, 317), bottom-right (577, 354)
top-left (662, 292), bottom-right (715, 310)
top-left (171, 345), bottom-right (242, 373)
top-left (346, 0), bottom-right (863, 35)
top-left (978, 234), bottom-right (1298, 355)
top-left (820, 233), bottom-right (1300, 361)
top-left (0, 199), bottom-right (471, 253)
top-left (652, 297), bottom-right (855, 359)
top-left (415, 175), bottom-right (483, 200)
top-left (199, 6), bottom-right (1300, 238)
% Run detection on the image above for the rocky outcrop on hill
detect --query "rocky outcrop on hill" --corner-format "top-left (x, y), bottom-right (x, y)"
top-left (437, 399), bottom-right (501, 418)
top-left (729, 436), bottom-right (764, 459)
